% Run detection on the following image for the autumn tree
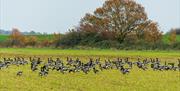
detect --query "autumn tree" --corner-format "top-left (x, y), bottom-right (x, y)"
top-left (52, 32), bottom-right (61, 47)
top-left (143, 22), bottom-right (162, 44)
top-left (41, 39), bottom-right (53, 47)
top-left (80, 0), bottom-right (155, 43)
top-left (24, 36), bottom-right (38, 47)
top-left (169, 29), bottom-right (176, 44)
top-left (9, 28), bottom-right (25, 47)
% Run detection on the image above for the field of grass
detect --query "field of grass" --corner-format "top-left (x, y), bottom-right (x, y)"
top-left (32, 35), bottom-right (54, 41)
top-left (0, 34), bottom-right (54, 42)
top-left (0, 35), bottom-right (9, 42)
top-left (163, 34), bottom-right (180, 44)
top-left (0, 48), bottom-right (180, 91)
top-left (0, 48), bottom-right (180, 59)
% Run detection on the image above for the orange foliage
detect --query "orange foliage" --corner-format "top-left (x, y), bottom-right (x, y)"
top-left (144, 22), bottom-right (163, 44)
top-left (25, 36), bottom-right (38, 47)
top-left (9, 28), bottom-right (25, 47)
top-left (169, 29), bottom-right (176, 44)
top-left (80, 0), bottom-right (153, 43)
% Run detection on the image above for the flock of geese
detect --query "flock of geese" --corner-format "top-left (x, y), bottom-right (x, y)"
top-left (0, 57), bottom-right (180, 76)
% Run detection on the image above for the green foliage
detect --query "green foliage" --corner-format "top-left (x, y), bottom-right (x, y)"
top-left (58, 31), bottom-right (81, 47)
top-left (94, 40), bottom-right (120, 49)
top-left (79, 31), bottom-right (103, 46)
top-left (1, 34), bottom-right (180, 50)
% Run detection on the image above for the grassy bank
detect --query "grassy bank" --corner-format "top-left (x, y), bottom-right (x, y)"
top-left (0, 48), bottom-right (180, 59)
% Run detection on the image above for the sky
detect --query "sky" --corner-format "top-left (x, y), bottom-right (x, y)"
top-left (0, 0), bottom-right (180, 34)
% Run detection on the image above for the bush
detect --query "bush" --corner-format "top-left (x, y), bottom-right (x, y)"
top-left (95, 40), bottom-right (120, 49)
top-left (58, 31), bottom-right (81, 47)
top-left (80, 32), bottom-right (102, 46)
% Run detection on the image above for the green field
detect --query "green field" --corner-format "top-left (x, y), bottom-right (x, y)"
top-left (0, 48), bottom-right (180, 91)
top-left (163, 34), bottom-right (180, 44)
top-left (0, 34), bottom-right (54, 42)
top-left (0, 48), bottom-right (180, 59)
top-left (0, 35), bottom-right (9, 42)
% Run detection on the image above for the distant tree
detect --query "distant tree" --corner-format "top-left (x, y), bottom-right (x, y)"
top-left (144, 22), bottom-right (162, 44)
top-left (166, 28), bottom-right (180, 35)
top-left (9, 28), bottom-right (25, 47)
top-left (25, 36), bottom-right (38, 47)
top-left (52, 32), bottom-right (61, 47)
top-left (41, 39), bottom-right (53, 47)
top-left (58, 29), bottom-right (81, 47)
top-left (169, 29), bottom-right (176, 44)
top-left (80, 0), bottom-right (154, 43)
top-left (43, 32), bottom-right (48, 35)
top-left (175, 28), bottom-right (180, 35)
top-left (29, 31), bottom-right (36, 35)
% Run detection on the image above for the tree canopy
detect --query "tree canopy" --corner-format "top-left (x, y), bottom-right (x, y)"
top-left (79, 0), bottom-right (161, 43)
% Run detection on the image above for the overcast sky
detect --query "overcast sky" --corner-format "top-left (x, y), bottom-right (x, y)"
top-left (0, 0), bottom-right (180, 33)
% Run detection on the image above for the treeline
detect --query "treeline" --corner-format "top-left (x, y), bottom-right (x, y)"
top-left (0, 28), bottom-right (60, 48)
top-left (57, 28), bottom-right (180, 50)
top-left (57, 0), bottom-right (180, 50)
top-left (0, 29), bottom-right (42, 35)
top-left (0, 27), bottom-right (180, 50)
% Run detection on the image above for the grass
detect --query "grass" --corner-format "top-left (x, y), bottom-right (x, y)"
top-left (0, 35), bottom-right (9, 42)
top-left (1, 65), bottom-right (179, 91)
top-left (0, 34), bottom-right (54, 42)
top-left (0, 48), bottom-right (180, 59)
top-left (0, 48), bottom-right (180, 91)
top-left (163, 34), bottom-right (180, 44)
top-left (31, 35), bottom-right (54, 41)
